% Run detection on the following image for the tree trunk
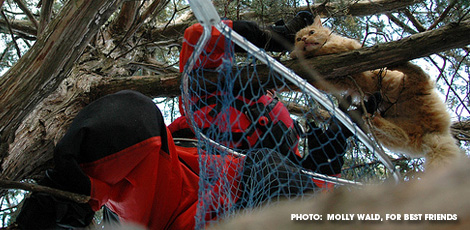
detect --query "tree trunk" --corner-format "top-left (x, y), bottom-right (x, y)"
top-left (0, 0), bottom-right (125, 179)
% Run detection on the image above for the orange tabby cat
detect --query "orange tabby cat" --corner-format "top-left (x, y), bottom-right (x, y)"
top-left (291, 16), bottom-right (462, 169)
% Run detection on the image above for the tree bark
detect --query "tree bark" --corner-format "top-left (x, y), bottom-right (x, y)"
top-left (0, 0), bottom-right (125, 177)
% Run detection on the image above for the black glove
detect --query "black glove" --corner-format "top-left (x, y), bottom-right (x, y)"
top-left (238, 148), bottom-right (316, 208)
top-left (16, 192), bottom-right (94, 229)
top-left (269, 11), bottom-right (314, 43)
top-left (303, 118), bottom-right (349, 175)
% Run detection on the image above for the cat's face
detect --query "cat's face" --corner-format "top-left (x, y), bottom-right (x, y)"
top-left (291, 16), bottom-right (331, 58)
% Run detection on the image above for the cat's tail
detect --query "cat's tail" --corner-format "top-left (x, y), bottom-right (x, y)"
top-left (388, 62), bottom-right (431, 84)
top-left (423, 132), bottom-right (463, 170)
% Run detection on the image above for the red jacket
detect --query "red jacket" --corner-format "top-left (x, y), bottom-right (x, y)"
top-left (80, 128), bottom-right (243, 229)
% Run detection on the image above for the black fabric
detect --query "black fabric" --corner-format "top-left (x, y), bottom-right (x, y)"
top-left (301, 94), bottom-right (384, 175)
top-left (237, 148), bottom-right (316, 208)
top-left (260, 121), bottom-right (299, 159)
top-left (233, 20), bottom-right (292, 52)
top-left (51, 90), bottom-right (167, 195)
top-left (171, 127), bottom-right (196, 139)
top-left (16, 193), bottom-right (94, 230)
top-left (232, 11), bottom-right (314, 53)
top-left (303, 119), bottom-right (350, 175)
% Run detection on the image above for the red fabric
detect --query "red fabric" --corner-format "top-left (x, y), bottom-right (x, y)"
top-left (173, 92), bottom-right (301, 156)
top-left (168, 116), bottom-right (191, 135)
top-left (80, 128), bottom-right (243, 229)
top-left (179, 20), bottom-right (233, 72)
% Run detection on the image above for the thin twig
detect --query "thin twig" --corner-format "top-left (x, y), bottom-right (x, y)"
top-left (403, 8), bottom-right (426, 32)
top-left (13, 0), bottom-right (38, 29)
top-left (428, 55), bottom-right (470, 115)
top-left (428, 0), bottom-right (457, 30)
top-left (0, 179), bottom-right (90, 203)
top-left (385, 12), bottom-right (417, 34)
top-left (1, 10), bottom-right (21, 58)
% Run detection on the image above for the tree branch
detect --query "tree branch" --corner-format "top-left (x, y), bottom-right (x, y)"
top-left (303, 0), bottom-right (420, 17)
top-left (94, 19), bottom-right (470, 98)
top-left (110, 0), bottom-right (138, 34)
top-left (0, 10), bottom-right (21, 58)
top-left (0, 179), bottom-right (90, 203)
top-left (451, 120), bottom-right (470, 142)
top-left (37, 0), bottom-right (54, 36)
top-left (107, 0), bottom-right (170, 57)
top-left (13, 0), bottom-right (39, 29)
top-left (386, 12), bottom-right (418, 34)
top-left (403, 8), bottom-right (426, 32)
top-left (428, 0), bottom-right (458, 30)
top-left (283, 19), bottom-right (470, 81)
top-left (145, 0), bottom-right (421, 43)
top-left (0, 18), bottom-right (37, 37)
top-left (90, 73), bottom-right (181, 99)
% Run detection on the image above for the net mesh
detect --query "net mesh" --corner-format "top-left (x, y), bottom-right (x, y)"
top-left (181, 22), bottom-right (395, 229)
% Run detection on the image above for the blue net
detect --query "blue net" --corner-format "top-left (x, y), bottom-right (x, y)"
top-left (180, 15), bottom-right (397, 229)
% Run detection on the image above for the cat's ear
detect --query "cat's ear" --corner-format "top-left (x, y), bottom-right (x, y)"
top-left (313, 15), bottom-right (322, 27)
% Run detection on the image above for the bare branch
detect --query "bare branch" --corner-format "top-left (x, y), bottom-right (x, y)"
top-left (386, 12), bottom-right (418, 34)
top-left (38, 0), bottom-right (53, 35)
top-left (107, 0), bottom-right (170, 57)
top-left (0, 18), bottom-right (37, 37)
top-left (0, 179), bottom-right (90, 203)
top-left (304, 0), bottom-right (420, 17)
top-left (451, 120), bottom-right (470, 142)
top-left (0, 10), bottom-right (21, 58)
top-left (427, 0), bottom-right (458, 30)
top-left (13, 0), bottom-right (39, 29)
top-left (110, 0), bottom-right (138, 34)
top-left (403, 8), bottom-right (426, 32)
top-left (90, 73), bottom-right (181, 99)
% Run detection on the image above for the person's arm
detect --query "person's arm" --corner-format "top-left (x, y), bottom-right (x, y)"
top-left (233, 11), bottom-right (314, 52)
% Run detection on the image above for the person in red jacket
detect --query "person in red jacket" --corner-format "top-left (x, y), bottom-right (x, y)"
top-left (16, 12), bottom-right (319, 230)
top-left (16, 89), bottom-right (318, 229)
